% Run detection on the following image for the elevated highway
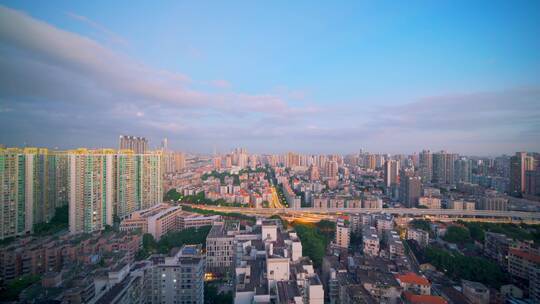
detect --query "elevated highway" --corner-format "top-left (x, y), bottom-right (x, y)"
top-left (186, 204), bottom-right (540, 224)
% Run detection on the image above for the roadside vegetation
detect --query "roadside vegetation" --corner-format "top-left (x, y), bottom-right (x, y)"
top-left (292, 220), bottom-right (335, 268)
top-left (424, 245), bottom-right (508, 288)
top-left (136, 226), bottom-right (211, 260)
top-left (181, 205), bottom-right (256, 224)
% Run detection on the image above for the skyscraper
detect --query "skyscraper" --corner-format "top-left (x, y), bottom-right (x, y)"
top-left (510, 152), bottom-right (535, 193)
top-left (0, 147), bottom-right (69, 239)
top-left (68, 149), bottom-right (162, 234)
top-left (399, 170), bottom-right (421, 208)
top-left (324, 160), bottom-right (339, 179)
top-left (137, 152), bottom-right (163, 210)
top-left (432, 151), bottom-right (458, 185)
top-left (418, 150), bottom-right (432, 183)
top-left (384, 160), bottom-right (400, 187)
top-left (454, 157), bottom-right (472, 183)
top-left (119, 135), bottom-right (148, 154)
top-left (68, 149), bottom-right (115, 234)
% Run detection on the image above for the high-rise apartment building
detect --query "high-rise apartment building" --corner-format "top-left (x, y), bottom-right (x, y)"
top-left (510, 152), bottom-right (536, 193)
top-left (68, 149), bottom-right (162, 234)
top-left (399, 170), bottom-right (421, 208)
top-left (525, 167), bottom-right (540, 197)
top-left (119, 135), bottom-right (148, 154)
top-left (454, 157), bottom-right (472, 183)
top-left (286, 152), bottom-right (300, 168)
top-left (418, 150), bottom-right (433, 183)
top-left (164, 152), bottom-right (186, 173)
top-left (138, 152), bottom-right (163, 211)
top-left (324, 160), bottom-right (339, 179)
top-left (432, 151), bottom-right (457, 185)
top-left (68, 149), bottom-right (116, 234)
top-left (335, 218), bottom-right (350, 249)
top-left (384, 160), bottom-right (400, 187)
top-left (309, 164), bottom-right (320, 181)
top-left (0, 148), bottom-right (69, 239)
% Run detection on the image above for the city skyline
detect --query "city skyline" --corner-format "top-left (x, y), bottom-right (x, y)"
top-left (1, 2), bottom-right (539, 154)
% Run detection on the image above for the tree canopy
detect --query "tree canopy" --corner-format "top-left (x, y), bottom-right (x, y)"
top-left (424, 246), bottom-right (508, 288)
top-left (443, 226), bottom-right (472, 245)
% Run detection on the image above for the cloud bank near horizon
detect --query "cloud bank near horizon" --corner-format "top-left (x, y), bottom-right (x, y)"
top-left (0, 5), bottom-right (539, 155)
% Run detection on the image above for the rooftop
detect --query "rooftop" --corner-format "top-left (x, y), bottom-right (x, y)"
top-left (395, 272), bottom-right (430, 286)
top-left (403, 291), bottom-right (448, 304)
top-left (277, 281), bottom-right (301, 303)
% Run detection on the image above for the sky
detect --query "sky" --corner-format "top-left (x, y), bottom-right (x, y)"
top-left (0, 1), bottom-right (539, 155)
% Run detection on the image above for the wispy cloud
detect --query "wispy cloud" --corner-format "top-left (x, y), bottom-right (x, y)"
top-left (65, 11), bottom-right (129, 47)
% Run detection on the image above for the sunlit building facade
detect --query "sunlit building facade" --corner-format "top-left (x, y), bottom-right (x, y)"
top-left (0, 147), bottom-right (69, 239)
top-left (68, 149), bottom-right (163, 233)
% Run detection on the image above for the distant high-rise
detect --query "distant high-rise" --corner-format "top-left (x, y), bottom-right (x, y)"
top-left (419, 150), bottom-right (432, 183)
top-left (510, 152), bottom-right (535, 193)
top-left (309, 164), bottom-right (320, 181)
top-left (384, 160), bottom-right (400, 187)
top-left (286, 152), bottom-right (300, 168)
top-left (119, 135), bottom-right (148, 154)
top-left (164, 152), bottom-right (186, 173)
top-left (365, 154), bottom-right (377, 170)
top-left (399, 170), bottom-right (421, 208)
top-left (525, 167), bottom-right (540, 196)
top-left (324, 160), bottom-right (339, 179)
top-left (161, 137), bottom-right (168, 151)
top-left (454, 157), bottom-right (472, 183)
top-left (432, 151), bottom-right (458, 185)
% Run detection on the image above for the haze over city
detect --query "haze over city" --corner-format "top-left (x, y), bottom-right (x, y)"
top-left (1, 1), bottom-right (539, 155)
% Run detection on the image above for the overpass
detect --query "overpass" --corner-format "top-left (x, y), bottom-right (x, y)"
top-left (185, 204), bottom-right (540, 224)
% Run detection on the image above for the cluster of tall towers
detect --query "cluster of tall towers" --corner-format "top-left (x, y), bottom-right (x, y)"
top-left (418, 150), bottom-right (470, 185)
top-left (0, 146), bottom-right (163, 239)
top-left (0, 148), bottom-right (68, 239)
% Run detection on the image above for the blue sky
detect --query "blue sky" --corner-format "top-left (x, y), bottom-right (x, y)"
top-left (0, 1), bottom-right (539, 155)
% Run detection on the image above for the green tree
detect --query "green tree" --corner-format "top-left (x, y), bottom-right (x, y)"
top-left (410, 219), bottom-right (431, 232)
top-left (424, 246), bottom-right (508, 288)
top-left (0, 275), bottom-right (41, 301)
top-left (164, 188), bottom-right (181, 201)
top-left (204, 282), bottom-right (233, 304)
top-left (157, 226), bottom-right (211, 253)
top-left (443, 226), bottom-right (472, 244)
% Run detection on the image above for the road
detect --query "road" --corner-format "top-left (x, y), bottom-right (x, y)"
top-left (269, 186), bottom-right (284, 208)
top-left (185, 204), bottom-right (540, 224)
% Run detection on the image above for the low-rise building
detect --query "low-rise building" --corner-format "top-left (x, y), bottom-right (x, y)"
top-left (462, 280), bottom-right (489, 304)
top-left (418, 196), bottom-right (441, 209)
top-left (362, 226), bottom-right (380, 257)
top-left (149, 245), bottom-right (205, 304)
top-left (403, 292), bottom-right (447, 304)
top-left (407, 229), bottom-right (429, 247)
top-left (395, 273), bottom-right (431, 295)
top-left (206, 222), bottom-right (236, 274)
